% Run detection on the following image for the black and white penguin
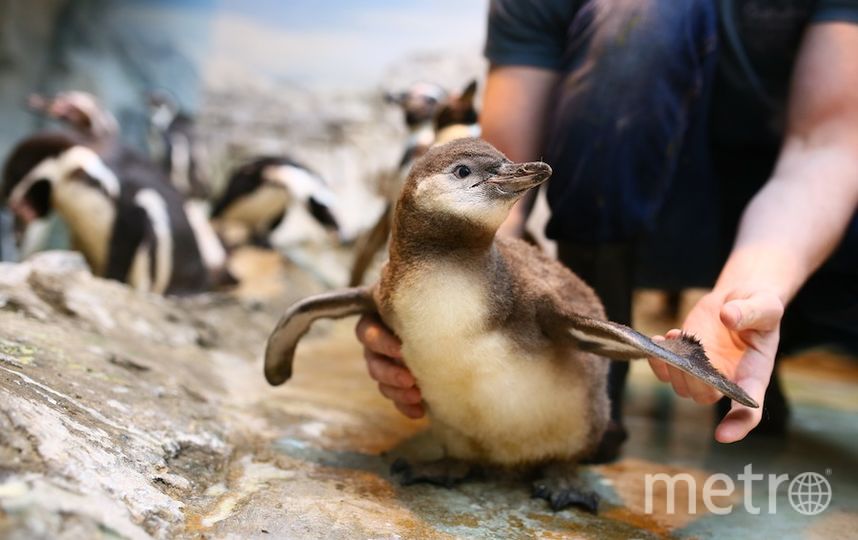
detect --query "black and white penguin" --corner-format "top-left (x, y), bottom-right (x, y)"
top-left (28, 91), bottom-right (231, 287)
top-left (432, 79), bottom-right (481, 145)
top-left (385, 81), bottom-right (448, 171)
top-left (146, 91), bottom-right (211, 199)
top-left (211, 156), bottom-right (340, 248)
top-left (2, 132), bottom-right (212, 294)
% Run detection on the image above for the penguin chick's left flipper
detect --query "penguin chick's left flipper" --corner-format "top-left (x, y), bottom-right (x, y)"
top-left (265, 286), bottom-right (375, 386)
top-left (555, 314), bottom-right (758, 408)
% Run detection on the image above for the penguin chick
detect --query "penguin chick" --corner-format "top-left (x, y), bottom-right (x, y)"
top-left (211, 156), bottom-right (340, 248)
top-left (2, 132), bottom-right (211, 294)
top-left (265, 138), bottom-right (757, 512)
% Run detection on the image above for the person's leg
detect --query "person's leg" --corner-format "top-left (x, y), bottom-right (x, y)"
top-left (549, 0), bottom-right (720, 461)
top-left (557, 243), bottom-right (635, 462)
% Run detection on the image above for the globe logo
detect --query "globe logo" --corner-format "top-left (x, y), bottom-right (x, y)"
top-left (788, 472), bottom-right (832, 516)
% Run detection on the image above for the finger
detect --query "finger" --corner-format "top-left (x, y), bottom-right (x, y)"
top-left (683, 373), bottom-right (723, 405)
top-left (656, 332), bottom-right (723, 403)
top-left (720, 293), bottom-right (784, 332)
top-left (365, 353), bottom-right (416, 388)
top-left (667, 366), bottom-right (691, 398)
top-left (715, 377), bottom-right (766, 443)
top-left (648, 335), bottom-right (671, 383)
top-left (664, 328), bottom-right (683, 340)
top-left (355, 314), bottom-right (402, 358)
top-left (395, 401), bottom-right (426, 419)
top-left (378, 382), bottom-right (422, 405)
top-left (355, 313), bottom-right (375, 341)
top-left (647, 358), bottom-right (671, 383)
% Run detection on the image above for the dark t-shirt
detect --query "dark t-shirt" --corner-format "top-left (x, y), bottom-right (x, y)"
top-left (485, 1), bottom-right (858, 345)
top-left (485, 0), bottom-right (858, 285)
top-left (485, 0), bottom-right (858, 148)
top-left (713, 0), bottom-right (858, 151)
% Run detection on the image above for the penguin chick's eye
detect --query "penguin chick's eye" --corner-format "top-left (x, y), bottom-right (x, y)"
top-left (453, 165), bottom-right (471, 179)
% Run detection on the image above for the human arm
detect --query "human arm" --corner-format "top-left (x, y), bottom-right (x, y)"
top-left (482, 66), bottom-right (560, 237)
top-left (650, 22), bottom-right (858, 442)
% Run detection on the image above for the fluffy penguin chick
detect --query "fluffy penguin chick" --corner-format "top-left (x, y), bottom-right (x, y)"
top-left (265, 138), bottom-right (757, 512)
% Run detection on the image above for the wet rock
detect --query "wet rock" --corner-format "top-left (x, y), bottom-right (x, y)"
top-left (0, 252), bottom-right (251, 538)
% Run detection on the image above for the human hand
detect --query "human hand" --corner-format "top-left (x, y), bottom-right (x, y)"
top-left (355, 313), bottom-right (424, 418)
top-left (648, 289), bottom-right (784, 443)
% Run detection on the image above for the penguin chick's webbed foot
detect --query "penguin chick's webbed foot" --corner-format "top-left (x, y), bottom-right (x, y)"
top-left (531, 463), bottom-right (599, 513)
top-left (390, 457), bottom-right (474, 488)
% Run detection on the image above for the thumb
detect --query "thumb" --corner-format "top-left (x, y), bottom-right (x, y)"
top-left (715, 376), bottom-right (767, 443)
top-left (720, 292), bottom-right (784, 332)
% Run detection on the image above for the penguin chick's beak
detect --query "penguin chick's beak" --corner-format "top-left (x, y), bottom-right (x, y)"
top-left (484, 161), bottom-right (552, 196)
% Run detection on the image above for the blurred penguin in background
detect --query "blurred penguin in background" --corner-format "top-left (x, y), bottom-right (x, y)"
top-left (211, 156), bottom-right (341, 250)
top-left (28, 91), bottom-right (120, 144)
top-left (2, 132), bottom-right (212, 294)
top-left (433, 79), bottom-right (480, 145)
top-left (349, 79), bottom-right (481, 286)
top-left (21, 91), bottom-right (124, 261)
top-left (22, 90), bottom-right (232, 288)
top-left (146, 90), bottom-right (211, 200)
top-left (384, 81), bottom-right (448, 177)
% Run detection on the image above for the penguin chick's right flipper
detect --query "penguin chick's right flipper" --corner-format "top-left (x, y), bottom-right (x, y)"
top-left (349, 203), bottom-right (392, 286)
top-left (265, 287), bottom-right (376, 386)
top-left (552, 314), bottom-right (758, 408)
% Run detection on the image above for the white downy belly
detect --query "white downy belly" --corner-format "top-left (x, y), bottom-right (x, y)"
top-left (391, 269), bottom-right (591, 465)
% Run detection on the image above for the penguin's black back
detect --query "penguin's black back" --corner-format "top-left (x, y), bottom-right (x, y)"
top-left (102, 149), bottom-right (210, 294)
top-left (211, 156), bottom-right (308, 218)
top-left (1, 133), bottom-right (79, 201)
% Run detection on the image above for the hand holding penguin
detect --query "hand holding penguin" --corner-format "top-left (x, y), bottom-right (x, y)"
top-left (264, 138), bottom-right (757, 513)
top-left (356, 313), bottom-right (425, 419)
